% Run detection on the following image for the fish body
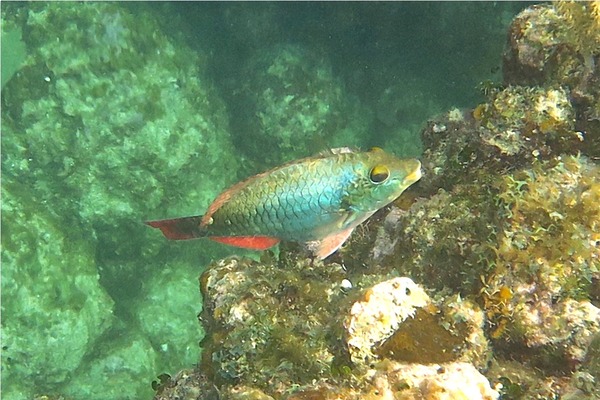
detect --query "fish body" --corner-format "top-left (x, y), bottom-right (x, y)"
top-left (146, 147), bottom-right (421, 259)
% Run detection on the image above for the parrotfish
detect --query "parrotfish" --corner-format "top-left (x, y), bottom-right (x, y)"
top-left (146, 147), bottom-right (421, 259)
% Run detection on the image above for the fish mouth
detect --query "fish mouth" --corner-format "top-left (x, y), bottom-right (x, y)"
top-left (403, 160), bottom-right (422, 185)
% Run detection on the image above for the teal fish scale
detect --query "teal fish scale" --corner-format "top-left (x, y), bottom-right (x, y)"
top-left (256, 173), bottom-right (341, 240)
top-left (209, 162), bottom-right (354, 241)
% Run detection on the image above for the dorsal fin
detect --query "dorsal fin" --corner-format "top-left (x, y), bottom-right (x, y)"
top-left (318, 147), bottom-right (355, 156)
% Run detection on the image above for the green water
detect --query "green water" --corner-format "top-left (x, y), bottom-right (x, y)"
top-left (0, 2), bottom-right (527, 399)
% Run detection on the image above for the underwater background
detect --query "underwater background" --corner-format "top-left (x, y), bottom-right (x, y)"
top-left (2, 2), bottom-right (599, 400)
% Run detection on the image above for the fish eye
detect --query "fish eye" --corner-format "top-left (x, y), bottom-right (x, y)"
top-left (369, 165), bottom-right (390, 183)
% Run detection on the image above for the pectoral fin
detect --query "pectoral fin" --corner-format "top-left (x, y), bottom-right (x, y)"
top-left (307, 226), bottom-right (355, 259)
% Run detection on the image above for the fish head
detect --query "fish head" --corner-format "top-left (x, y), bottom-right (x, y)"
top-left (345, 148), bottom-right (422, 212)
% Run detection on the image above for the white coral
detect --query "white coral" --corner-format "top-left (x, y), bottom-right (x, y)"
top-left (345, 277), bottom-right (430, 364)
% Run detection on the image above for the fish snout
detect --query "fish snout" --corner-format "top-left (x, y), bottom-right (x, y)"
top-left (403, 159), bottom-right (422, 186)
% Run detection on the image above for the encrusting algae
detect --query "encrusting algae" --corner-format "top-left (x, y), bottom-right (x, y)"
top-left (486, 155), bottom-right (600, 367)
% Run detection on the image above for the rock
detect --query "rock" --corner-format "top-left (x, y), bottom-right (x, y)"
top-left (1, 183), bottom-right (114, 399)
top-left (229, 44), bottom-right (370, 165)
top-left (368, 361), bottom-right (499, 400)
top-left (344, 277), bottom-right (430, 365)
top-left (345, 278), bottom-right (491, 370)
top-left (1, 2), bottom-right (238, 296)
top-left (62, 333), bottom-right (159, 400)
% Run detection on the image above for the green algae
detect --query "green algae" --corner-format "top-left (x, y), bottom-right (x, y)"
top-left (134, 265), bottom-right (205, 375)
top-left (62, 332), bottom-right (158, 400)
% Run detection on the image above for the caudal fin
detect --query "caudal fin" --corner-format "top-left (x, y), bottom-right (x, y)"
top-left (145, 215), bottom-right (205, 240)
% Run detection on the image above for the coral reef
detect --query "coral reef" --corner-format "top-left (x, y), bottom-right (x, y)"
top-left (503, 2), bottom-right (600, 87)
top-left (355, 185), bottom-right (499, 295)
top-left (344, 278), bottom-right (491, 371)
top-left (561, 332), bottom-right (600, 398)
top-left (188, 254), bottom-right (497, 400)
top-left (133, 264), bottom-right (206, 374)
top-left (365, 361), bottom-right (499, 400)
top-left (1, 2), bottom-right (234, 399)
top-left (418, 85), bottom-right (588, 195)
top-left (198, 256), bottom-right (348, 391)
top-left (154, 3), bottom-right (599, 399)
top-left (229, 44), bottom-right (370, 166)
top-left (216, 362), bottom-right (501, 400)
top-left (502, 2), bottom-right (600, 157)
top-left (152, 369), bottom-right (215, 400)
top-left (345, 277), bottom-right (430, 365)
top-left (488, 155), bottom-right (599, 345)
top-left (419, 2), bottom-right (600, 195)
top-left (3, 1), bottom-right (598, 399)
top-left (1, 182), bottom-right (114, 399)
top-left (1, 1), bottom-right (238, 295)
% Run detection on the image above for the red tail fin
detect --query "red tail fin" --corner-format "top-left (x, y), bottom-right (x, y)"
top-left (145, 215), bottom-right (205, 240)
